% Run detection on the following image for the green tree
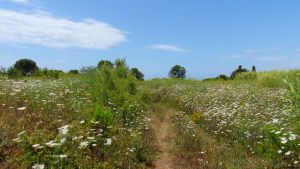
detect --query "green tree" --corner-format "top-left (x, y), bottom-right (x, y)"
top-left (69, 69), bottom-right (79, 74)
top-left (130, 68), bottom-right (144, 81)
top-left (169, 65), bottom-right (186, 79)
top-left (97, 60), bottom-right (114, 70)
top-left (230, 65), bottom-right (248, 79)
top-left (114, 59), bottom-right (128, 78)
top-left (14, 59), bottom-right (38, 76)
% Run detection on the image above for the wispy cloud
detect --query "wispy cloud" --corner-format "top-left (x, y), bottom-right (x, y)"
top-left (231, 55), bottom-right (246, 59)
top-left (265, 47), bottom-right (279, 52)
top-left (0, 0), bottom-right (29, 4)
top-left (258, 56), bottom-right (288, 61)
top-left (0, 8), bottom-right (127, 49)
top-left (244, 49), bottom-right (260, 53)
top-left (150, 44), bottom-right (187, 52)
top-left (296, 48), bottom-right (300, 52)
top-left (244, 47), bottom-right (279, 53)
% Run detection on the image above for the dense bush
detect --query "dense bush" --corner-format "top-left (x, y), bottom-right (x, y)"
top-left (68, 69), bottom-right (79, 74)
top-left (230, 65), bottom-right (248, 79)
top-left (14, 59), bottom-right (39, 76)
top-left (97, 60), bottom-right (114, 69)
top-left (7, 67), bottom-right (21, 79)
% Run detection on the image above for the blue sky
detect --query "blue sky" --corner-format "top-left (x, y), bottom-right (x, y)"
top-left (0, 0), bottom-right (300, 79)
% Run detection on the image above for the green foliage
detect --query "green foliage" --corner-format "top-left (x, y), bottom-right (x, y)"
top-left (115, 59), bottom-right (129, 78)
top-left (216, 74), bottom-right (229, 80)
top-left (68, 69), bottom-right (79, 74)
top-left (230, 65), bottom-right (248, 79)
top-left (34, 68), bottom-right (62, 79)
top-left (255, 70), bottom-right (300, 88)
top-left (14, 59), bottom-right (38, 76)
top-left (130, 68), bottom-right (144, 81)
top-left (97, 60), bottom-right (114, 70)
top-left (2, 59), bottom-right (155, 168)
top-left (7, 67), bottom-right (21, 79)
top-left (284, 74), bottom-right (300, 119)
top-left (92, 105), bottom-right (114, 126)
top-left (114, 58), bottom-right (126, 68)
top-left (80, 66), bottom-right (97, 74)
top-left (169, 65), bottom-right (186, 79)
top-left (235, 72), bottom-right (257, 80)
top-left (256, 125), bottom-right (281, 157)
top-left (127, 81), bottom-right (137, 95)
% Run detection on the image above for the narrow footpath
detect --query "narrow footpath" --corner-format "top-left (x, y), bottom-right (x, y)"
top-left (150, 106), bottom-right (175, 169)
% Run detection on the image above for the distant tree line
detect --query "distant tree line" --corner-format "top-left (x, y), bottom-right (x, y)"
top-left (0, 58), bottom-right (257, 81)
top-left (0, 58), bottom-right (145, 81)
top-left (204, 65), bottom-right (257, 81)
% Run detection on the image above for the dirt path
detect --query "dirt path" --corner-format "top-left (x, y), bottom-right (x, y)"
top-left (150, 106), bottom-right (175, 169)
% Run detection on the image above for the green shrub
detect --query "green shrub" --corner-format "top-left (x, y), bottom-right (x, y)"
top-left (92, 105), bottom-right (114, 126)
top-left (128, 81), bottom-right (137, 95)
top-left (68, 69), bottom-right (79, 74)
top-left (235, 72), bottom-right (257, 80)
top-left (7, 67), bottom-right (21, 79)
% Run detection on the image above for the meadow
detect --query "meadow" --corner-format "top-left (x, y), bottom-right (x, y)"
top-left (0, 62), bottom-right (300, 168)
top-left (143, 70), bottom-right (300, 168)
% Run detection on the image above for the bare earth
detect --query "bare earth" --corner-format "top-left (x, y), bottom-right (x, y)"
top-left (151, 108), bottom-right (175, 169)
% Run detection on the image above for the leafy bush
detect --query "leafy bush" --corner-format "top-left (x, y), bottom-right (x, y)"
top-left (14, 59), bottom-right (39, 76)
top-left (230, 65), bottom-right (248, 79)
top-left (68, 69), bottom-right (79, 74)
top-left (128, 81), bottom-right (137, 95)
top-left (7, 67), bottom-right (21, 79)
top-left (93, 105), bottom-right (115, 126)
top-left (216, 74), bottom-right (229, 80)
top-left (97, 60), bottom-right (114, 69)
top-left (235, 72), bottom-right (257, 80)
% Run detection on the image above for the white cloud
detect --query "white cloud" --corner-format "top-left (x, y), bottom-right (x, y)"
top-left (0, 0), bottom-right (29, 4)
top-left (258, 56), bottom-right (288, 61)
top-left (0, 8), bottom-right (126, 49)
top-left (150, 44), bottom-right (187, 52)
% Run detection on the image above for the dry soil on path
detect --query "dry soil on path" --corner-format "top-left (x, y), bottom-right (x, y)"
top-left (150, 106), bottom-right (176, 169)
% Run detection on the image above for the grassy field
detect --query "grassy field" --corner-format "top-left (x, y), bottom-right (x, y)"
top-left (143, 70), bottom-right (300, 168)
top-left (1, 68), bottom-right (300, 168)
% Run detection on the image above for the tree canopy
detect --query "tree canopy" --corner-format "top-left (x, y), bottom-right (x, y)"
top-left (14, 59), bottom-right (38, 76)
top-left (169, 65), bottom-right (186, 79)
top-left (97, 60), bottom-right (114, 70)
top-left (130, 68), bottom-right (144, 81)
